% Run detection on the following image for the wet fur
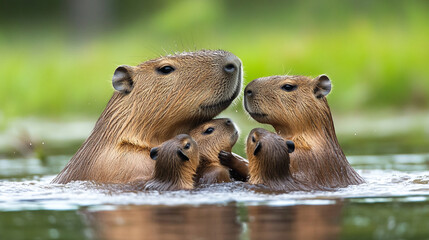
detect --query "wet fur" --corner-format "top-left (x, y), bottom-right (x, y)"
top-left (218, 151), bottom-right (249, 182)
top-left (136, 135), bottom-right (199, 191)
top-left (244, 75), bottom-right (364, 188)
top-left (190, 119), bottom-right (238, 184)
top-left (52, 50), bottom-right (241, 184)
top-left (247, 128), bottom-right (313, 191)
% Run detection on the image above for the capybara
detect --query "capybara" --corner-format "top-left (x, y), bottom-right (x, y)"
top-left (52, 50), bottom-right (242, 184)
top-left (244, 74), bottom-right (364, 188)
top-left (246, 128), bottom-right (312, 191)
top-left (190, 118), bottom-right (238, 184)
top-left (138, 134), bottom-right (199, 191)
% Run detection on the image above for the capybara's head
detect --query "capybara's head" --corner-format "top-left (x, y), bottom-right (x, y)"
top-left (149, 134), bottom-right (199, 183)
top-left (190, 118), bottom-right (239, 160)
top-left (246, 128), bottom-right (295, 182)
top-left (244, 75), bottom-right (332, 134)
top-left (111, 50), bottom-right (242, 136)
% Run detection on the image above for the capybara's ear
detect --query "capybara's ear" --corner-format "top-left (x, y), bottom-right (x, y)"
top-left (150, 147), bottom-right (159, 160)
top-left (286, 140), bottom-right (295, 153)
top-left (313, 74), bottom-right (332, 98)
top-left (177, 149), bottom-right (190, 161)
top-left (253, 142), bottom-right (262, 156)
top-left (112, 65), bottom-right (135, 94)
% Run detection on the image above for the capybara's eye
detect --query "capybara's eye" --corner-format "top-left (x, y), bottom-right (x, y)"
top-left (157, 66), bottom-right (175, 74)
top-left (252, 136), bottom-right (256, 143)
top-left (203, 127), bottom-right (214, 135)
top-left (184, 142), bottom-right (191, 150)
top-left (281, 84), bottom-right (297, 92)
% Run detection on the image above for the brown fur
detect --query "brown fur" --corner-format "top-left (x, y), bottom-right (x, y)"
top-left (244, 75), bottom-right (364, 188)
top-left (246, 128), bottom-right (312, 191)
top-left (52, 50), bottom-right (242, 184)
top-left (190, 118), bottom-right (238, 184)
top-left (137, 134), bottom-right (199, 191)
top-left (218, 151), bottom-right (249, 182)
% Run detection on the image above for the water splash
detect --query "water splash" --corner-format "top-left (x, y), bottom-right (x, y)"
top-left (2, 168), bottom-right (429, 211)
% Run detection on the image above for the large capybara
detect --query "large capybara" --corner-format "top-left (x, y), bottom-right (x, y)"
top-left (244, 74), bottom-right (364, 188)
top-left (52, 50), bottom-right (242, 184)
top-left (190, 118), bottom-right (238, 184)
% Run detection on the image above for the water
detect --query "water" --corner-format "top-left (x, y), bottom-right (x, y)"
top-left (2, 164), bottom-right (429, 210)
top-left (1, 117), bottom-right (429, 240)
top-left (1, 153), bottom-right (429, 240)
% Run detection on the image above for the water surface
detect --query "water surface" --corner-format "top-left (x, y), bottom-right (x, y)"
top-left (1, 153), bottom-right (429, 240)
top-left (1, 117), bottom-right (429, 239)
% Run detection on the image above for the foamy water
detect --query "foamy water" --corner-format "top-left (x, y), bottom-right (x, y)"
top-left (2, 167), bottom-right (429, 211)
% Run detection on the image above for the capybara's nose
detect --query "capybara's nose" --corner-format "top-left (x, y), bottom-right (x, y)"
top-left (244, 83), bottom-right (255, 97)
top-left (223, 55), bottom-right (241, 74)
top-left (224, 63), bottom-right (236, 73)
top-left (225, 118), bottom-right (233, 126)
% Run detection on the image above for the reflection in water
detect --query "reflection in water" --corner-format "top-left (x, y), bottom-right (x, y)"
top-left (81, 202), bottom-right (343, 240)
top-left (3, 199), bottom-right (429, 240)
top-left (82, 205), bottom-right (241, 240)
top-left (246, 204), bottom-right (342, 240)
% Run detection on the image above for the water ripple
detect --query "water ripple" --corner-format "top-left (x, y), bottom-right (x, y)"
top-left (2, 169), bottom-right (429, 211)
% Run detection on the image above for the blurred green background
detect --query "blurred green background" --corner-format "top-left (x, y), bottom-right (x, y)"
top-left (0, 0), bottom-right (428, 156)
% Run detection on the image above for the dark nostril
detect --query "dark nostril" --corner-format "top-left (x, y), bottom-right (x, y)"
top-left (246, 90), bottom-right (253, 96)
top-left (224, 63), bottom-right (236, 73)
top-left (225, 119), bottom-right (232, 126)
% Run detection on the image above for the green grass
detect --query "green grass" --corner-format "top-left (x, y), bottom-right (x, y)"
top-left (1, 0), bottom-right (428, 121)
